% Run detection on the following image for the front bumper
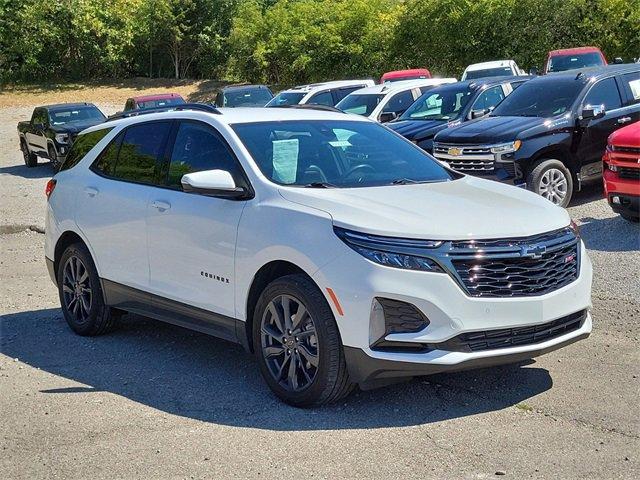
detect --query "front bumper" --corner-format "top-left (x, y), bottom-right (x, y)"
top-left (603, 168), bottom-right (640, 218)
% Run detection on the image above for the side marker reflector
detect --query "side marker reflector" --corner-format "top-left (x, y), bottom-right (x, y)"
top-left (326, 287), bottom-right (344, 316)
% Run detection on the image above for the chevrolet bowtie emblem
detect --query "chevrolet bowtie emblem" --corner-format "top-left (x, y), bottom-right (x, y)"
top-left (448, 147), bottom-right (463, 156)
top-left (522, 245), bottom-right (547, 259)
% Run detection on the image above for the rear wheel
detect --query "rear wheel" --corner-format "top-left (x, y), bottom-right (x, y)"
top-left (57, 243), bottom-right (119, 336)
top-left (21, 139), bottom-right (37, 168)
top-left (253, 274), bottom-right (354, 407)
top-left (48, 144), bottom-right (60, 171)
top-left (527, 159), bottom-right (573, 208)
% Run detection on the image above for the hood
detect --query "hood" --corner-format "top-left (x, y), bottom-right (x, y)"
top-left (388, 119), bottom-right (448, 142)
top-left (279, 176), bottom-right (570, 240)
top-left (434, 115), bottom-right (550, 144)
top-left (52, 119), bottom-right (105, 134)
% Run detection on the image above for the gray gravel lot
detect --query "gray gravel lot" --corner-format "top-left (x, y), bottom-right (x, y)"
top-left (1, 105), bottom-right (639, 479)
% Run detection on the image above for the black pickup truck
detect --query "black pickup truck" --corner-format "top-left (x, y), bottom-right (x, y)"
top-left (432, 64), bottom-right (640, 207)
top-left (18, 103), bottom-right (106, 169)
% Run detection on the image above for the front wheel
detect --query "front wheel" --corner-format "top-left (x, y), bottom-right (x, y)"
top-left (526, 159), bottom-right (573, 208)
top-left (253, 274), bottom-right (354, 407)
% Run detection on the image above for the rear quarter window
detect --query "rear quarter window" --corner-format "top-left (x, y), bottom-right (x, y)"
top-left (622, 72), bottom-right (640, 104)
top-left (59, 127), bottom-right (113, 172)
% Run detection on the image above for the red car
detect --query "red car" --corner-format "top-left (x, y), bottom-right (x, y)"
top-left (380, 68), bottom-right (431, 83)
top-left (123, 93), bottom-right (185, 111)
top-left (603, 121), bottom-right (640, 222)
top-left (544, 47), bottom-right (607, 74)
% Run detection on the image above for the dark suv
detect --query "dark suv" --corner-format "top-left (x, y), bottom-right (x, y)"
top-left (214, 84), bottom-right (274, 107)
top-left (388, 76), bottom-right (530, 153)
top-left (433, 65), bottom-right (640, 207)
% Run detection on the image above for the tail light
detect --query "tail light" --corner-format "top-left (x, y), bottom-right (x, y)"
top-left (45, 179), bottom-right (57, 200)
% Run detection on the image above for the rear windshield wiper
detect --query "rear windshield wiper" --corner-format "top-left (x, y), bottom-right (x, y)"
top-left (303, 182), bottom-right (338, 188)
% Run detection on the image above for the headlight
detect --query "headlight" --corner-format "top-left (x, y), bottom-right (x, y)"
top-left (491, 140), bottom-right (521, 154)
top-left (334, 226), bottom-right (445, 272)
top-left (55, 133), bottom-right (69, 144)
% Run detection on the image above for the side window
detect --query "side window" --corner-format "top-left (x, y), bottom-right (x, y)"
top-left (583, 78), bottom-right (622, 110)
top-left (167, 121), bottom-right (239, 188)
top-left (307, 91), bottom-right (334, 106)
top-left (472, 86), bottom-right (506, 112)
top-left (419, 85), bottom-right (435, 95)
top-left (33, 109), bottom-right (47, 126)
top-left (113, 122), bottom-right (171, 184)
top-left (92, 132), bottom-right (124, 176)
top-left (622, 72), bottom-right (640, 104)
top-left (124, 100), bottom-right (133, 111)
top-left (334, 87), bottom-right (360, 102)
top-left (384, 90), bottom-right (414, 113)
top-left (61, 127), bottom-right (113, 172)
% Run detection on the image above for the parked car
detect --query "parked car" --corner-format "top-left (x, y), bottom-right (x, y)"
top-left (544, 47), bottom-right (607, 74)
top-left (461, 60), bottom-right (526, 81)
top-left (388, 76), bottom-right (531, 152)
top-left (265, 80), bottom-right (375, 108)
top-left (602, 121), bottom-right (640, 222)
top-left (335, 78), bottom-right (457, 123)
top-left (18, 103), bottom-right (106, 169)
top-left (380, 68), bottom-right (432, 83)
top-left (432, 64), bottom-right (640, 207)
top-left (45, 104), bottom-right (592, 407)
top-left (123, 93), bottom-right (185, 111)
top-left (214, 84), bottom-right (274, 107)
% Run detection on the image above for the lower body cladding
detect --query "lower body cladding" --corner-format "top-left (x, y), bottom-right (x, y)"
top-left (313, 241), bottom-right (593, 389)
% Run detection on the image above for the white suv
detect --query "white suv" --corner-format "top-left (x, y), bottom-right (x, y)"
top-left (45, 104), bottom-right (593, 407)
top-left (265, 80), bottom-right (375, 108)
top-left (461, 60), bottom-right (527, 81)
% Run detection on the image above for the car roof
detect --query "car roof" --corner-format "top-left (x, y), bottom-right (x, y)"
top-left (82, 107), bottom-right (368, 135)
top-left (417, 76), bottom-right (529, 94)
top-left (548, 46), bottom-right (603, 56)
top-left (280, 80), bottom-right (374, 93)
top-left (381, 69), bottom-right (430, 78)
top-left (545, 64), bottom-right (639, 79)
top-left (465, 60), bottom-right (514, 71)
top-left (131, 93), bottom-right (183, 102)
top-left (221, 84), bottom-right (270, 92)
top-left (42, 102), bottom-right (96, 111)
top-left (350, 78), bottom-right (457, 95)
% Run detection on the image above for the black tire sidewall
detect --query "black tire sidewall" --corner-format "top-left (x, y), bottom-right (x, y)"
top-left (57, 243), bottom-right (108, 336)
top-left (21, 139), bottom-right (36, 167)
top-left (527, 159), bottom-right (573, 208)
top-left (48, 144), bottom-right (59, 170)
top-left (252, 274), bottom-right (344, 407)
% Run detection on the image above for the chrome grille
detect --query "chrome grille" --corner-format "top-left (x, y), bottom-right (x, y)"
top-left (448, 228), bottom-right (580, 298)
top-left (433, 143), bottom-right (494, 172)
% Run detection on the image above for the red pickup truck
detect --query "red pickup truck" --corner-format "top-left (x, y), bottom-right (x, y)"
top-left (602, 121), bottom-right (640, 222)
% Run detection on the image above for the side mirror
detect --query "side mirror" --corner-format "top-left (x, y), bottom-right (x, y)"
top-left (181, 170), bottom-right (246, 198)
top-left (579, 104), bottom-right (606, 125)
top-left (613, 57), bottom-right (624, 64)
top-left (470, 108), bottom-right (489, 119)
top-left (528, 67), bottom-right (539, 76)
top-left (379, 111), bottom-right (398, 123)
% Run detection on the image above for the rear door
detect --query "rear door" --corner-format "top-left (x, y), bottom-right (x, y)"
top-left (146, 120), bottom-right (248, 334)
top-left (75, 120), bottom-right (172, 291)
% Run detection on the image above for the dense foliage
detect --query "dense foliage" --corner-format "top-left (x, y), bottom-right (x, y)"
top-left (1, 0), bottom-right (638, 83)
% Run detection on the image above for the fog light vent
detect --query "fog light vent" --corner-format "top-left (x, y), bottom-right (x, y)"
top-left (370, 297), bottom-right (429, 349)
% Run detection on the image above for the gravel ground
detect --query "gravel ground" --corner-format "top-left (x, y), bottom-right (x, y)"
top-left (1, 102), bottom-right (639, 480)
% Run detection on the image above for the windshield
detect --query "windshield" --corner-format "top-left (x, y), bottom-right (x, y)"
top-left (265, 92), bottom-right (306, 107)
top-left (399, 84), bottom-right (472, 121)
top-left (136, 97), bottom-right (185, 109)
top-left (336, 94), bottom-right (385, 116)
top-left (232, 120), bottom-right (455, 188)
top-left (224, 88), bottom-right (273, 107)
top-left (491, 78), bottom-right (582, 117)
top-left (548, 52), bottom-right (604, 72)
top-left (464, 67), bottom-right (513, 80)
top-left (49, 106), bottom-right (105, 126)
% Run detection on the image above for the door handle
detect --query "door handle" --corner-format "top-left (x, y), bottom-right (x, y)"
top-left (151, 200), bottom-right (171, 212)
top-left (617, 117), bottom-right (632, 124)
top-left (84, 187), bottom-right (98, 197)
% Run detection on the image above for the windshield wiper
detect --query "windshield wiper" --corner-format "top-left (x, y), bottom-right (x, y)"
top-left (390, 178), bottom-right (420, 185)
top-left (303, 182), bottom-right (337, 188)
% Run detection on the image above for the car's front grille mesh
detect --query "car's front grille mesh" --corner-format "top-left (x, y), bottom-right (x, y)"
top-left (448, 228), bottom-right (580, 298)
top-left (433, 143), bottom-right (495, 172)
top-left (618, 167), bottom-right (640, 180)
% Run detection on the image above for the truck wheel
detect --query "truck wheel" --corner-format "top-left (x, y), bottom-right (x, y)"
top-left (526, 159), bottom-right (573, 208)
top-left (48, 144), bottom-right (61, 171)
top-left (621, 212), bottom-right (639, 223)
top-left (21, 139), bottom-right (37, 168)
top-left (57, 242), bottom-right (119, 336)
top-left (253, 274), bottom-right (354, 407)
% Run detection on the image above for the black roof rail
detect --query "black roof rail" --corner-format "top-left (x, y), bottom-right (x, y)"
top-left (106, 103), bottom-right (222, 122)
top-left (276, 104), bottom-right (344, 113)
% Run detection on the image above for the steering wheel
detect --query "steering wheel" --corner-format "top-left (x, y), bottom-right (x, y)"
top-left (344, 164), bottom-right (375, 181)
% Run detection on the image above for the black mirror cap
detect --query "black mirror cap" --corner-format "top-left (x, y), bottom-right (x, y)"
top-left (470, 108), bottom-right (489, 119)
top-left (379, 111), bottom-right (398, 123)
top-left (613, 57), bottom-right (624, 64)
top-left (182, 183), bottom-right (250, 199)
top-left (580, 104), bottom-right (606, 124)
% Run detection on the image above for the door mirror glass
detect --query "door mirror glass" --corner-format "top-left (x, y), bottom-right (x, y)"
top-left (181, 169), bottom-right (246, 198)
top-left (581, 104), bottom-right (606, 121)
top-left (379, 111), bottom-right (398, 123)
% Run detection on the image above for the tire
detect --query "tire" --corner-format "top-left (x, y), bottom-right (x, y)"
top-left (57, 242), bottom-right (119, 336)
top-left (48, 144), bottom-right (60, 171)
top-left (526, 158), bottom-right (573, 208)
top-left (621, 212), bottom-right (640, 223)
top-left (253, 274), bottom-right (354, 407)
top-left (21, 139), bottom-right (37, 168)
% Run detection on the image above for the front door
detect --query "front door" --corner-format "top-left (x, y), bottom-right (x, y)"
top-left (26, 108), bottom-right (49, 154)
top-left (147, 120), bottom-right (247, 331)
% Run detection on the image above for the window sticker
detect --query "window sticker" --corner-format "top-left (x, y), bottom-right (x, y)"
top-left (272, 139), bottom-right (299, 184)
top-left (628, 79), bottom-right (640, 100)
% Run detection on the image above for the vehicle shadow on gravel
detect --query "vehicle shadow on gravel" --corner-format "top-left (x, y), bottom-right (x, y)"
top-left (1, 308), bottom-right (553, 430)
top-left (0, 162), bottom-right (55, 179)
top-left (578, 215), bottom-right (640, 252)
